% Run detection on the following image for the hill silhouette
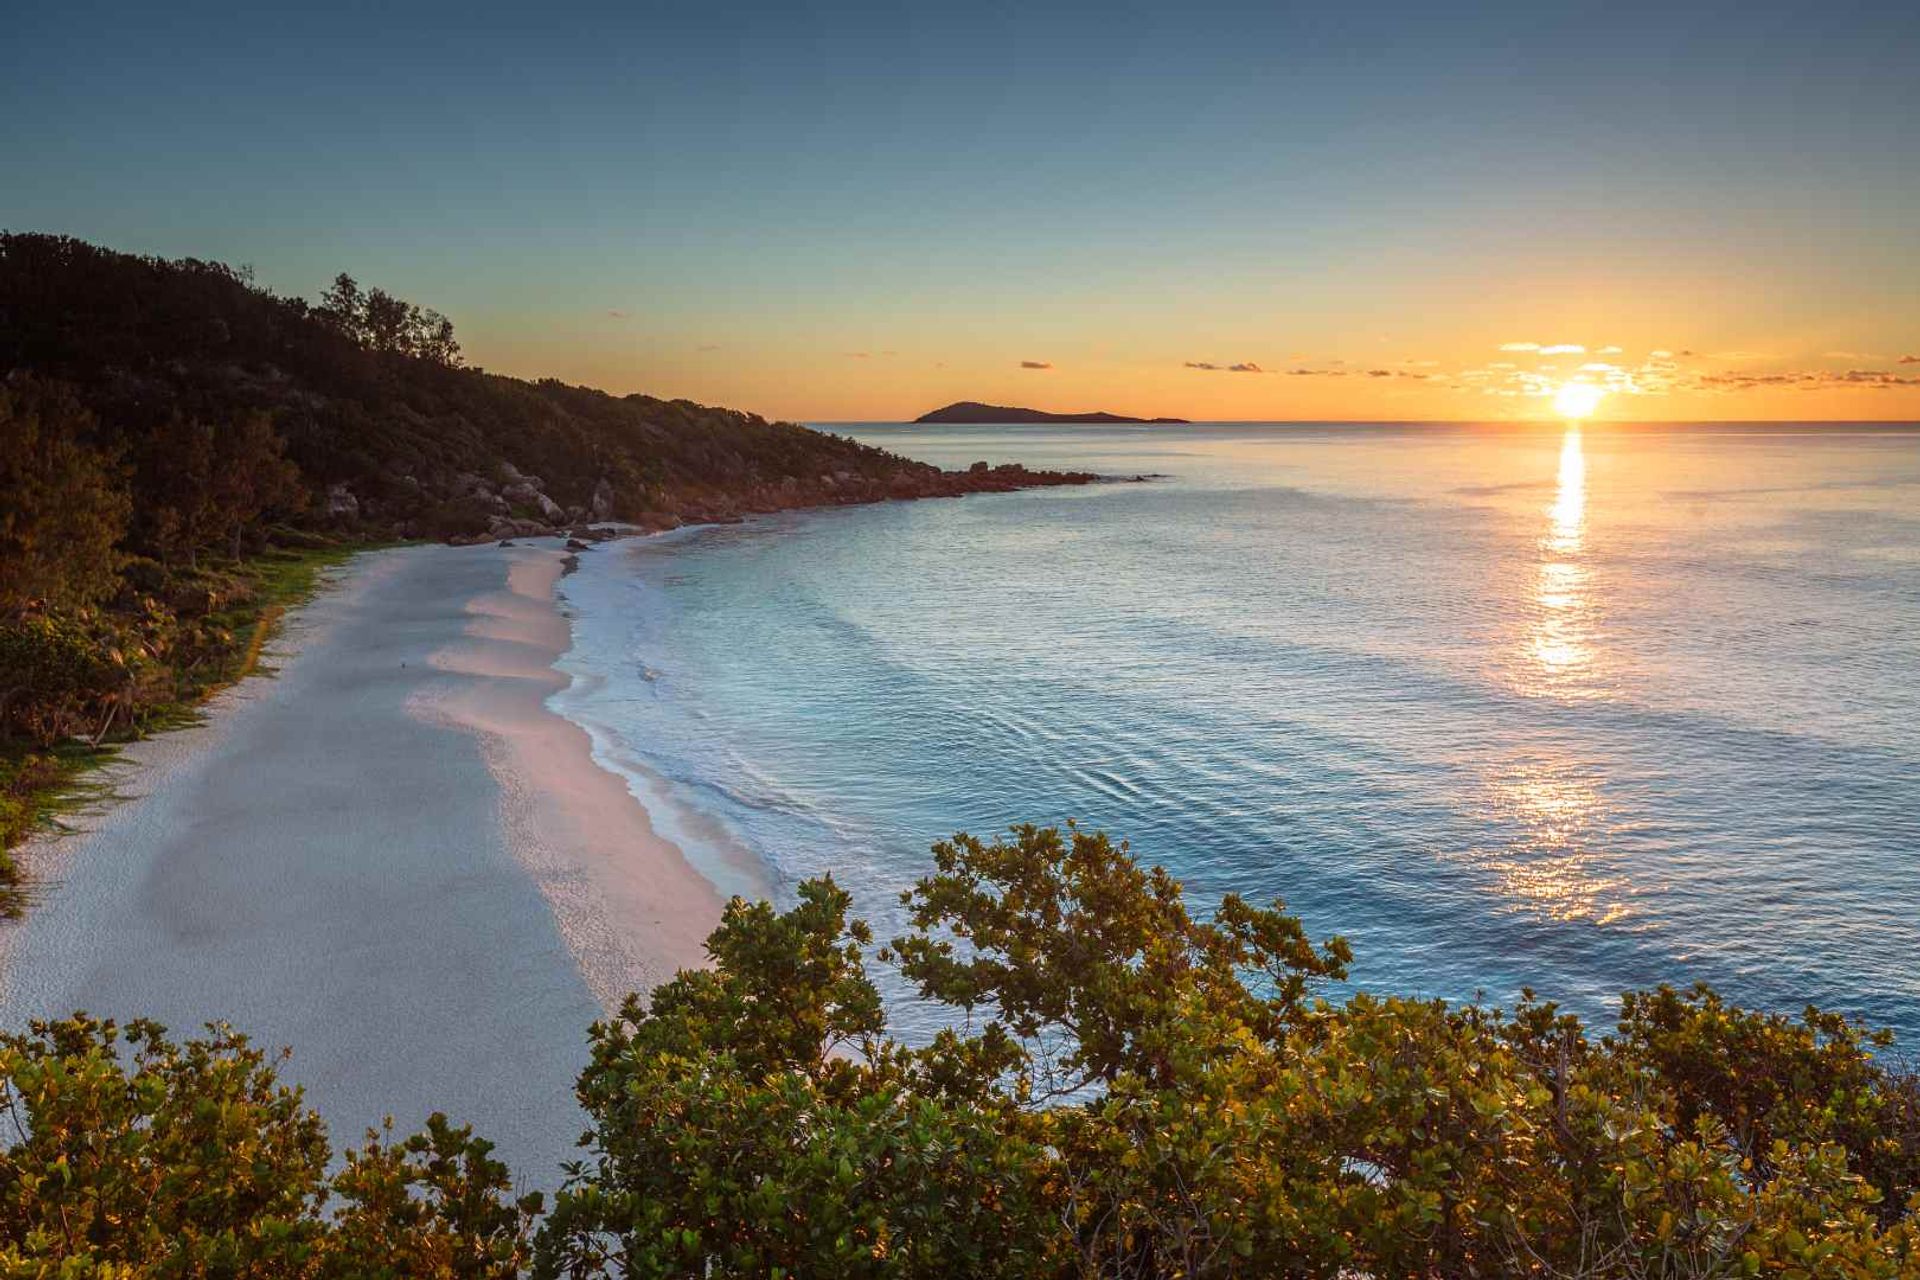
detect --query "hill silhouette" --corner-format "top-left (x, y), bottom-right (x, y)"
top-left (915, 400), bottom-right (1188, 425)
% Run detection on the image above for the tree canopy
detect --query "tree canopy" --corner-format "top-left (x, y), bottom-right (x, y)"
top-left (7, 824), bottom-right (1916, 1277)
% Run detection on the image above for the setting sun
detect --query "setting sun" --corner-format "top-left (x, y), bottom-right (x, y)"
top-left (1552, 382), bottom-right (1606, 420)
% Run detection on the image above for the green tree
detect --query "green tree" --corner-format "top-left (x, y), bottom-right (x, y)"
top-left (0, 378), bottom-right (129, 618)
top-left (140, 412), bottom-right (302, 567)
top-left (0, 1015), bottom-right (537, 1277)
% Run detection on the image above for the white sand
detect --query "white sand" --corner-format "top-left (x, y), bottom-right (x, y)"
top-left (0, 542), bottom-right (724, 1188)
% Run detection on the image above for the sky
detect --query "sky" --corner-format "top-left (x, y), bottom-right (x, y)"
top-left (5, 0), bottom-right (1919, 422)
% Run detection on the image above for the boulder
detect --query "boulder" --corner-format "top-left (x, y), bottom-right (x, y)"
top-left (590, 477), bottom-right (616, 521)
top-left (326, 482), bottom-right (359, 519)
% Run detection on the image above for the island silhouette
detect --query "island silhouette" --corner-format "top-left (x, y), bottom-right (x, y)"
top-left (914, 400), bottom-right (1190, 425)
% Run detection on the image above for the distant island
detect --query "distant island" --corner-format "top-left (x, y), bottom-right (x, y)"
top-left (915, 401), bottom-right (1189, 425)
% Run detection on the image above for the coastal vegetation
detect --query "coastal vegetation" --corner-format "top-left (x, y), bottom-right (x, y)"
top-left (6, 824), bottom-right (1916, 1277)
top-left (0, 234), bottom-right (1093, 899)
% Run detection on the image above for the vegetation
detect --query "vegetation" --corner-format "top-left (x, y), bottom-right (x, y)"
top-left (0, 233), bottom-right (1092, 901)
top-left (5, 824), bottom-right (1916, 1276)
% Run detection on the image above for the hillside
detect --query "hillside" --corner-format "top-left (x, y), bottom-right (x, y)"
top-left (0, 235), bottom-right (1095, 544)
top-left (0, 234), bottom-right (1096, 894)
top-left (915, 400), bottom-right (1189, 425)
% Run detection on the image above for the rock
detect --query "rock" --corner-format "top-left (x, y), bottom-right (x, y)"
top-left (535, 492), bottom-right (565, 521)
top-left (326, 482), bottom-right (359, 519)
top-left (497, 539), bottom-right (516, 547)
top-left (565, 538), bottom-right (591, 552)
top-left (590, 477), bottom-right (616, 521)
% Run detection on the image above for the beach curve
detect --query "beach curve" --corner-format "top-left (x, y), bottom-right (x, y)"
top-left (0, 540), bottom-right (723, 1187)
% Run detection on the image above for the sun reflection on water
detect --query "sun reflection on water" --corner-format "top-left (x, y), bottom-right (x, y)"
top-left (1526, 427), bottom-right (1598, 687)
top-left (1467, 426), bottom-right (1632, 927)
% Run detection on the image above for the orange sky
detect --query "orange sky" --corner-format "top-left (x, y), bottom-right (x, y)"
top-left (469, 318), bottom-right (1920, 425)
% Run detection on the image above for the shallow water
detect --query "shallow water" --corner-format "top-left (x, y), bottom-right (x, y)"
top-left (553, 423), bottom-right (1920, 1041)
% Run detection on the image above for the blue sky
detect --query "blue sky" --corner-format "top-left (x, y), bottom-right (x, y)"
top-left (7, 0), bottom-right (1918, 419)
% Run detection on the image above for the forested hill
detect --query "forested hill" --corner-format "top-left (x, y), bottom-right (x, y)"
top-left (0, 233), bottom-right (1091, 545)
top-left (0, 234), bottom-right (1092, 886)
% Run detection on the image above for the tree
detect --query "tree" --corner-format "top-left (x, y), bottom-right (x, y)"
top-left (536, 825), bottom-right (1920, 1279)
top-left (139, 411), bottom-right (302, 567)
top-left (0, 1015), bottom-right (537, 1277)
top-left (0, 378), bottom-right (129, 618)
top-left (314, 271), bottom-right (461, 366)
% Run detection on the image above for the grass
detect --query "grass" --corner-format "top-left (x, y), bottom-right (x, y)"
top-left (0, 541), bottom-right (372, 915)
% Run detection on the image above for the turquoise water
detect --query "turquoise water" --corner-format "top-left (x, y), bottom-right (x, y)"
top-left (553, 423), bottom-right (1920, 1041)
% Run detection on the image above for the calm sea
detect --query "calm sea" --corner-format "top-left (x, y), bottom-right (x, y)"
top-left (552, 423), bottom-right (1920, 1041)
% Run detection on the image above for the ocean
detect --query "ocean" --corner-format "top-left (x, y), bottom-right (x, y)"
top-left (552, 422), bottom-right (1920, 1042)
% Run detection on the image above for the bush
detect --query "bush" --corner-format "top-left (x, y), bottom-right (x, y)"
top-left (6, 826), bottom-right (1919, 1277)
top-left (0, 1015), bottom-right (537, 1277)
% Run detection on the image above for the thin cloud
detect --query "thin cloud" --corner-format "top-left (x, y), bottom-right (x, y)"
top-left (1822, 350), bottom-right (1882, 361)
top-left (605, 308), bottom-right (630, 319)
top-left (1499, 342), bottom-right (1541, 352)
top-left (1900, 355), bottom-right (1919, 365)
top-left (1229, 362), bottom-right (1264, 373)
top-left (1540, 343), bottom-right (1586, 355)
top-left (1020, 360), bottom-right (1053, 369)
top-left (1185, 360), bottom-right (1266, 373)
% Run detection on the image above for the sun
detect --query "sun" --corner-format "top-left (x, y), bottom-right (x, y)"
top-left (1552, 382), bottom-right (1605, 420)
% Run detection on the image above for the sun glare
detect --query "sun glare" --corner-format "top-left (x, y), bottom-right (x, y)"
top-left (1552, 382), bottom-right (1605, 420)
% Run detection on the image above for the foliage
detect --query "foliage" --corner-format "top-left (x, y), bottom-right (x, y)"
top-left (0, 233), bottom-right (1040, 547)
top-left (0, 378), bottom-right (129, 617)
top-left (316, 273), bottom-right (462, 366)
top-left (136, 411), bottom-right (304, 568)
top-left (0, 1015), bottom-right (537, 1278)
top-left (533, 824), bottom-right (1920, 1279)
top-left (4, 827), bottom-right (1919, 1275)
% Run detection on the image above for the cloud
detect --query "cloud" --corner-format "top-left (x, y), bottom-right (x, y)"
top-left (1185, 360), bottom-right (1266, 373)
top-left (1822, 350), bottom-right (1882, 360)
top-left (1020, 360), bottom-right (1053, 369)
top-left (697, 343), bottom-right (721, 352)
top-left (1229, 362), bottom-right (1264, 373)
top-left (1692, 368), bottom-right (1920, 391)
top-left (1650, 349), bottom-right (1673, 359)
top-left (1597, 345), bottom-right (1623, 355)
top-left (1366, 369), bottom-right (1393, 378)
top-left (605, 308), bottom-right (629, 319)
top-left (1900, 355), bottom-right (1920, 365)
top-left (1288, 367), bottom-right (1345, 376)
top-left (1500, 341), bottom-right (1585, 355)
top-left (848, 351), bottom-right (870, 359)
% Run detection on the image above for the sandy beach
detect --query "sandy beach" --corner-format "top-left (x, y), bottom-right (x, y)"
top-left (0, 541), bottom-right (724, 1187)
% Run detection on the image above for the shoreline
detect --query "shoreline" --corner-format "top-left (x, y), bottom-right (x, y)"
top-left (0, 540), bottom-right (724, 1187)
